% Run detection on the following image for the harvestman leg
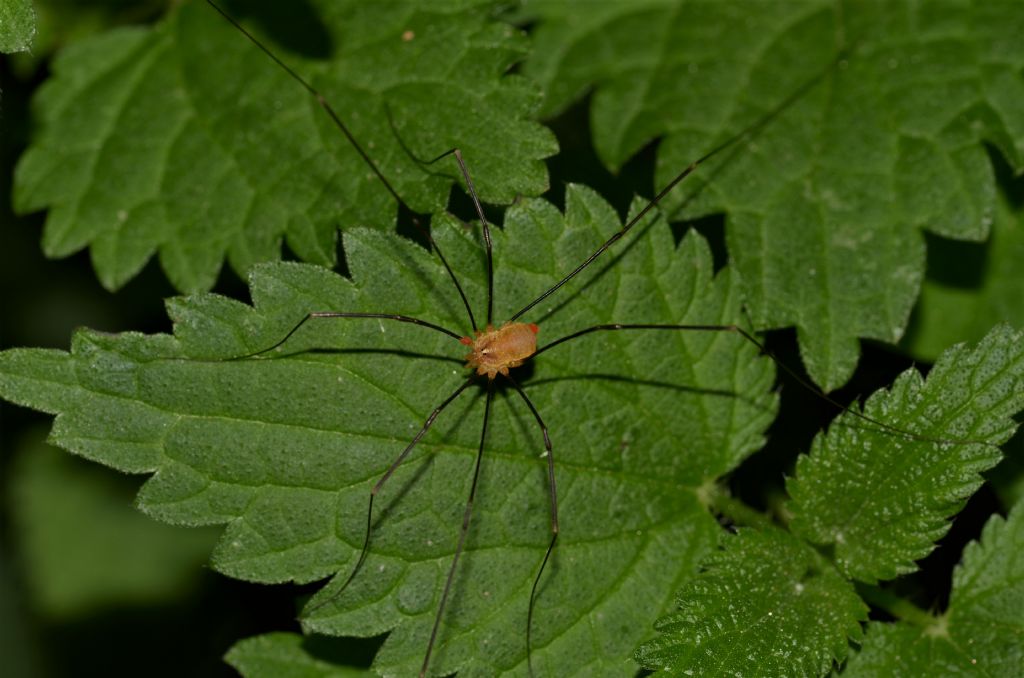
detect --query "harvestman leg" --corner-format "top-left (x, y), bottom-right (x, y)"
top-left (420, 149), bottom-right (566, 674)
top-left (241, 311), bottom-right (481, 618)
top-left (303, 373), bottom-right (476, 618)
top-left (200, 13), bottom-right (967, 671)
top-left (503, 374), bottom-right (557, 678)
top-left (231, 148), bottom-right (506, 667)
top-left (503, 47), bottom-right (847, 323)
top-left (205, 0), bottom-right (480, 333)
top-left (202, 11), bottom-right (903, 669)
top-left (534, 323), bottom-right (974, 445)
top-left (238, 311), bottom-right (465, 360)
top-left (207, 5), bottom-right (515, 665)
top-left (411, 146), bottom-right (497, 327)
top-left (422, 380), bottom-right (497, 677)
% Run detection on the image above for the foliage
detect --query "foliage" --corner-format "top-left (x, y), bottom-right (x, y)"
top-left (226, 632), bottom-right (371, 678)
top-left (843, 503), bottom-right (1024, 676)
top-left (635, 527), bottom-right (867, 676)
top-left (1, 190), bottom-right (775, 675)
top-left (0, 0), bottom-right (36, 53)
top-left (9, 435), bottom-right (218, 618)
top-left (13, 0), bottom-right (555, 292)
top-left (3, 0), bottom-right (1024, 676)
top-left (636, 323), bottom-right (1023, 675)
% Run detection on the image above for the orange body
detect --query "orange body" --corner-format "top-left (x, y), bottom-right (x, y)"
top-left (460, 322), bottom-right (539, 379)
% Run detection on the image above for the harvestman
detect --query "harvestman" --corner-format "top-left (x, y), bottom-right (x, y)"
top-left (206, 3), bottom-right (958, 675)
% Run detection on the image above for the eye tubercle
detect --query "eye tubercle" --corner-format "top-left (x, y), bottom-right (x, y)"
top-left (528, 323), bottom-right (539, 334)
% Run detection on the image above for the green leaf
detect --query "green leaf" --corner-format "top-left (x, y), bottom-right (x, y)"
top-left (13, 0), bottom-right (556, 292)
top-left (525, 0), bottom-right (1024, 390)
top-left (9, 431), bottom-right (219, 618)
top-left (0, 0), bottom-right (36, 53)
top-left (634, 527), bottom-right (867, 676)
top-left (788, 324), bottom-right (1024, 583)
top-left (842, 502), bottom-right (1024, 676)
top-left (226, 632), bottom-right (371, 678)
top-left (0, 186), bottom-right (777, 675)
top-left (902, 174), bottom-right (1024, 362)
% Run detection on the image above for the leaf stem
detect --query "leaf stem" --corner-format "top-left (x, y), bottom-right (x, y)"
top-left (704, 485), bottom-right (773, 530)
top-left (855, 582), bottom-right (937, 628)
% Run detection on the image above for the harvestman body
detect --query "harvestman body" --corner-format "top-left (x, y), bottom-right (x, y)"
top-left (462, 322), bottom-right (540, 378)
top-left (205, 3), bottom-right (958, 676)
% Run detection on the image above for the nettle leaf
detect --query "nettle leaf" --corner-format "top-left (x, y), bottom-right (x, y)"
top-left (843, 502), bottom-right (1024, 676)
top-left (0, 0), bottom-right (36, 53)
top-left (526, 0), bottom-right (1024, 390)
top-left (0, 185), bottom-right (778, 676)
top-left (788, 324), bottom-right (1024, 583)
top-left (632, 325), bottom-right (1024, 676)
top-left (226, 632), bottom-right (370, 678)
top-left (13, 0), bottom-right (556, 292)
top-left (903, 175), bottom-right (1024, 362)
top-left (634, 527), bottom-right (867, 676)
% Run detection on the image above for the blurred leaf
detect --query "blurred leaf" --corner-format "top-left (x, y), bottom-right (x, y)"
top-left (789, 324), bottom-right (1024, 582)
top-left (525, 0), bottom-right (1024, 390)
top-left (6, 0), bottom-right (169, 74)
top-left (988, 431), bottom-right (1024, 510)
top-left (0, 186), bottom-right (778, 675)
top-left (842, 502), bottom-right (1024, 676)
top-left (0, 548), bottom-right (42, 678)
top-left (226, 632), bottom-right (370, 678)
top-left (9, 431), bottom-right (219, 618)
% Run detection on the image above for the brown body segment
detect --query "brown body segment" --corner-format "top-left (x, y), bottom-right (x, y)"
top-left (461, 322), bottom-right (539, 379)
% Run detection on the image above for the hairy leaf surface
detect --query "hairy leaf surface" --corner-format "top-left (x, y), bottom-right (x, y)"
top-left (13, 0), bottom-right (556, 292)
top-left (788, 324), bottom-right (1024, 582)
top-left (634, 527), bottom-right (867, 676)
top-left (0, 0), bottom-right (35, 53)
top-left (843, 502), bottom-right (1024, 676)
top-left (526, 0), bottom-right (1024, 389)
top-left (632, 323), bottom-right (1023, 676)
top-left (0, 186), bottom-right (777, 676)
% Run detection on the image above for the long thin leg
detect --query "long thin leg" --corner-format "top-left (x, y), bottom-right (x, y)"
top-left (422, 380), bottom-right (495, 677)
top-left (413, 147), bottom-right (495, 328)
top-left (205, 0), bottom-right (478, 333)
top-left (534, 323), bottom-right (988, 446)
top-left (453, 150), bottom-right (495, 328)
top-left (237, 311), bottom-right (464, 360)
top-left (508, 51), bottom-right (850, 323)
top-left (503, 375), bottom-right (557, 678)
top-left (304, 375), bottom-right (477, 617)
